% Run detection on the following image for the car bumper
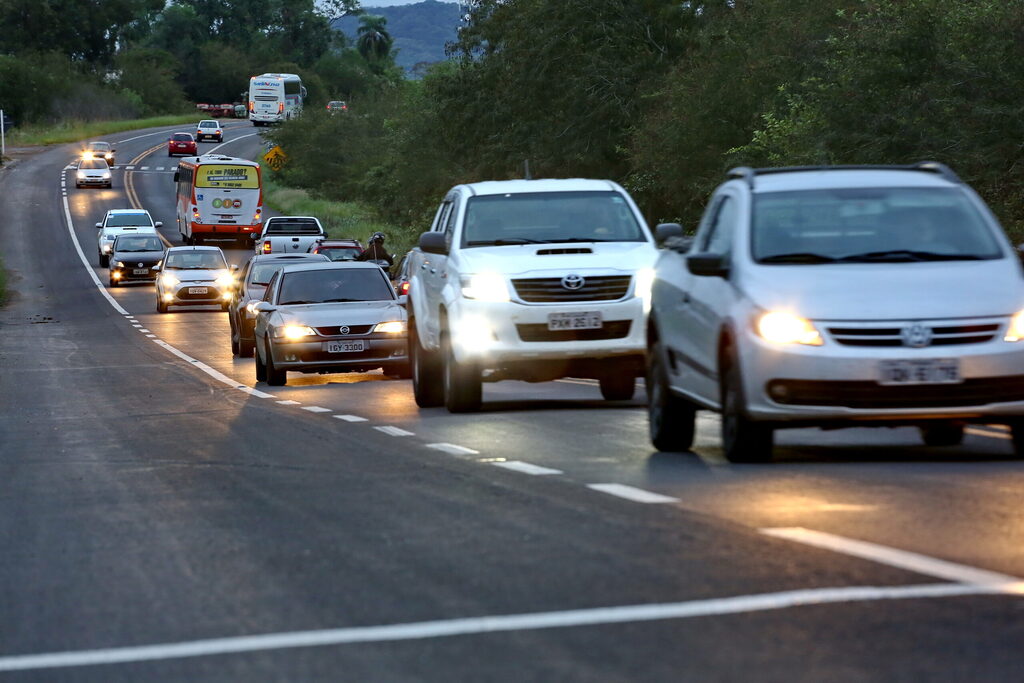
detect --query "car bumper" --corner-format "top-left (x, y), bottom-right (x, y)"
top-left (159, 284), bottom-right (229, 306)
top-left (111, 267), bottom-right (157, 282)
top-left (270, 337), bottom-right (407, 372)
top-left (739, 329), bottom-right (1024, 422)
top-left (447, 297), bottom-right (646, 365)
top-left (77, 177), bottom-right (110, 186)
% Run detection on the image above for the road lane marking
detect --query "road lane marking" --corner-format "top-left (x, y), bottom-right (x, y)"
top-left (138, 328), bottom-right (150, 333)
top-left (59, 178), bottom-right (129, 315)
top-left (965, 427), bottom-right (1012, 440)
top-left (587, 484), bottom-right (680, 504)
top-left (334, 415), bottom-right (368, 422)
top-left (276, 400), bottom-right (300, 406)
top-left (236, 386), bottom-right (275, 399)
top-left (301, 406), bottom-right (331, 413)
top-left (140, 166), bottom-right (149, 171)
top-left (208, 132), bottom-right (259, 154)
top-left (493, 461), bottom-right (562, 476)
top-left (425, 443), bottom-right (479, 456)
top-left (149, 339), bottom-right (276, 400)
top-left (125, 165), bottom-right (136, 170)
top-left (761, 527), bottom-right (1024, 589)
top-left (145, 334), bottom-right (156, 338)
top-left (132, 324), bottom-right (143, 328)
top-left (0, 583), bottom-right (1002, 672)
top-left (374, 426), bottom-right (414, 437)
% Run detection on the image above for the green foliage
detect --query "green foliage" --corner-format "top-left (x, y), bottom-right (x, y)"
top-left (115, 48), bottom-right (189, 114)
top-left (6, 114), bottom-right (199, 146)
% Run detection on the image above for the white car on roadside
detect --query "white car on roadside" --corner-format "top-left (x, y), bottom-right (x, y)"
top-left (95, 209), bottom-right (161, 268)
top-left (647, 162), bottom-right (1024, 462)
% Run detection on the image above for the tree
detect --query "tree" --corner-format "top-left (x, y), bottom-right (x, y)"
top-left (356, 15), bottom-right (393, 62)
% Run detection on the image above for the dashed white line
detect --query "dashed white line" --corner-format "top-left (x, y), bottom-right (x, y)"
top-left (276, 400), bottom-right (301, 406)
top-left (0, 583), bottom-right (1001, 673)
top-left (138, 328), bottom-right (150, 333)
top-left (374, 426), bottom-right (414, 437)
top-left (132, 324), bottom-right (143, 328)
top-left (145, 334), bottom-right (157, 338)
top-left (125, 165), bottom-right (136, 170)
top-left (334, 415), bottom-right (368, 422)
top-left (587, 483), bottom-right (680, 504)
top-left (301, 406), bottom-right (332, 413)
top-left (140, 166), bottom-right (149, 171)
top-left (492, 461), bottom-right (563, 476)
top-left (425, 442), bottom-right (479, 456)
top-left (236, 386), bottom-right (275, 399)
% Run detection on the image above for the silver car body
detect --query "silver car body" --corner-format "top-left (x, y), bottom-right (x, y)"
top-left (156, 246), bottom-right (232, 309)
top-left (76, 158), bottom-right (112, 188)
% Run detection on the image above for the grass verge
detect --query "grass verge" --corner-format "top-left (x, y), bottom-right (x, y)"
top-left (263, 178), bottom-right (418, 255)
top-left (6, 114), bottom-right (211, 146)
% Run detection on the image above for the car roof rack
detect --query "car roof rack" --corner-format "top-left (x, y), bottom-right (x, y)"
top-left (726, 161), bottom-right (962, 189)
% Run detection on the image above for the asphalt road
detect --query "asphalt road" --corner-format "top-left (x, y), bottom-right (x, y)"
top-left (1, 123), bottom-right (1023, 681)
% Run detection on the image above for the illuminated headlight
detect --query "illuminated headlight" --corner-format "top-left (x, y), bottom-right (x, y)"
top-left (1005, 310), bottom-right (1024, 341)
top-left (105, 153), bottom-right (113, 159)
top-left (214, 274), bottom-right (234, 289)
top-left (102, 244), bottom-right (112, 253)
top-left (634, 268), bottom-right (655, 299)
top-left (76, 171), bottom-right (86, 179)
top-left (460, 273), bottom-right (510, 302)
top-left (276, 324), bottom-right (317, 341)
top-left (81, 152), bottom-right (93, 160)
top-left (116, 261), bottom-right (125, 267)
top-left (755, 311), bottom-right (823, 346)
top-left (163, 293), bottom-right (174, 302)
top-left (160, 273), bottom-right (181, 287)
top-left (101, 172), bottom-right (111, 179)
top-left (111, 271), bottom-right (122, 279)
top-left (373, 320), bottom-right (407, 334)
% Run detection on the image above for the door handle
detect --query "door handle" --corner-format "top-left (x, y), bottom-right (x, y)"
top-left (430, 268), bottom-right (437, 274)
top-left (681, 292), bottom-right (690, 304)
top-left (420, 263), bottom-right (428, 270)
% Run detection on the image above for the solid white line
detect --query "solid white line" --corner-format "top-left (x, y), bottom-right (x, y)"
top-left (208, 132), bottom-right (258, 154)
top-left (0, 583), bottom-right (1000, 672)
top-left (587, 483), bottom-right (680, 504)
top-left (236, 386), bottom-right (275, 399)
top-left (59, 179), bottom-right (129, 315)
top-left (425, 442), bottom-right (479, 456)
top-left (493, 461), bottom-right (562, 476)
top-left (334, 415), bottom-right (368, 422)
top-left (276, 400), bottom-right (300, 406)
top-left (965, 427), bottom-right (1011, 440)
top-left (374, 426), bottom-right (414, 437)
top-left (301, 406), bottom-right (331, 413)
top-left (761, 527), bottom-right (1024, 588)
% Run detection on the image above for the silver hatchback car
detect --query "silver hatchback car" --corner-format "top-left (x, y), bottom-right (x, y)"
top-left (648, 162), bottom-right (1024, 462)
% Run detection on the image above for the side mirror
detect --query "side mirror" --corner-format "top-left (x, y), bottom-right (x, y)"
top-left (687, 253), bottom-right (730, 278)
top-left (173, 171), bottom-right (180, 182)
top-left (419, 231), bottom-right (448, 255)
top-left (152, 265), bottom-right (161, 273)
top-left (252, 301), bottom-right (276, 314)
top-left (95, 222), bottom-right (102, 229)
top-left (154, 221), bottom-right (163, 228)
top-left (397, 294), bottom-right (408, 307)
top-left (655, 222), bottom-right (683, 244)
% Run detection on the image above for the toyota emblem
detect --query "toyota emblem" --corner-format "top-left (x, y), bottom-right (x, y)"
top-left (339, 325), bottom-right (351, 335)
top-left (561, 274), bottom-right (585, 291)
top-left (901, 323), bottom-right (932, 348)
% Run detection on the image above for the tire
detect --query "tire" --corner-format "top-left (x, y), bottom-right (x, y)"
top-left (443, 332), bottom-right (482, 413)
top-left (156, 296), bottom-right (168, 314)
top-left (648, 342), bottom-right (696, 452)
top-left (230, 314), bottom-right (240, 356)
top-left (255, 340), bottom-right (268, 382)
top-left (1009, 421), bottom-right (1024, 459)
top-left (108, 276), bottom-right (117, 288)
top-left (599, 373), bottom-right (636, 401)
top-left (411, 316), bottom-right (444, 407)
top-left (721, 361), bottom-right (774, 463)
top-left (264, 339), bottom-right (287, 386)
top-left (920, 423), bottom-right (965, 447)
top-left (239, 337), bottom-right (255, 358)
top-left (99, 253), bottom-right (109, 268)
top-left (221, 302), bottom-right (230, 312)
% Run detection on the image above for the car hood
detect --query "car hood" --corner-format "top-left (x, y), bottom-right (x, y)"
top-left (101, 227), bottom-right (156, 241)
top-left (276, 300), bottom-right (406, 326)
top-left (164, 268), bottom-right (226, 283)
top-left (79, 168), bottom-right (108, 175)
top-left (111, 249), bottom-right (163, 264)
top-left (740, 260), bottom-right (1024, 320)
top-left (455, 242), bottom-right (658, 277)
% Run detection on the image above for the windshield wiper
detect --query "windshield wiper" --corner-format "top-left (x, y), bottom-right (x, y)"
top-left (322, 298), bottom-right (365, 303)
top-left (759, 252), bottom-right (840, 264)
top-left (279, 300), bottom-right (314, 305)
top-left (466, 238), bottom-right (545, 246)
top-left (838, 250), bottom-right (985, 262)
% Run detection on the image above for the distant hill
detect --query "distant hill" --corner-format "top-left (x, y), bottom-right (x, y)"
top-left (332, 1), bottom-right (463, 71)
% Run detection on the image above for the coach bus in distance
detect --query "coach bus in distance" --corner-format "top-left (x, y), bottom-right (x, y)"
top-left (174, 155), bottom-right (263, 246)
top-left (248, 73), bottom-right (306, 125)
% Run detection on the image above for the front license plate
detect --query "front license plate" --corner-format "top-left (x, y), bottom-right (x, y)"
top-left (133, 268), bottom-right (148, 275)
top-left (878, 359), bottom-right (961, 385)
top-left (188, 287), bottom-right (208, 294)
top-left (325, 340), bottom-right (365, 353)
top-left (548, 311), bottom-right (603, 331)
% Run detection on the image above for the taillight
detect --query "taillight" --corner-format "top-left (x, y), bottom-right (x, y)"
top-left (262, 241), bottom-right (272, 254)
top-left (254, 207), bottom-right (262, 223)
top-left (278, 102), bottom-right (284, 113)
top-left (400, 281), bottom-right (410, 295)
top-left (248, 101), bottom-right (254, 112)
top-left (192, 206), bottom-right (200, 220)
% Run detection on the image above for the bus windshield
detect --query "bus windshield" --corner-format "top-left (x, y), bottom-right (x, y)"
top-left (195, 165), bottom-right (259, 189)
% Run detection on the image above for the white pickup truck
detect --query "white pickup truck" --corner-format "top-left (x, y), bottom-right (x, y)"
top-left (407, 178), bottom-right (659, 413)
top-left (254, 216), bottom-right (326, 254)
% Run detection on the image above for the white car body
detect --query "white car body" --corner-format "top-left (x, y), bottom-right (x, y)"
top-left (196, 120), bottom-right (223, 142)
top-left (254, 216), bottom-right (326, 254)
top-left (95, 209), bottom-right (161, 266)
top-left (155, 246), bottom-right (232, 312)
top-left (75, 159), bottom-right (112, 188)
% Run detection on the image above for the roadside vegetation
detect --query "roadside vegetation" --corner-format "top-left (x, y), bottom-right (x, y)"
top-left (6, 115), bottom-right (201, 146)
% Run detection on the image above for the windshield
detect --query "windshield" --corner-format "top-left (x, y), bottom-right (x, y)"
top-left (87, 142), bottom-right (110, 151)
top-left (80, 159), bottom-right (108, 170)
top-left (277, 269), bottom-right (393, 305)
top-left (320, 247), bottom-right (361, 261)
top-left (114, 236), bottom-right (163, 252)
top-left (171, 133), bottom-right (193, 141)
top-left (462, 191), bottom-right (646, 246)
top-left (199, 121), bottom-right (217, 128)
top-left (752, 187), bottom-right (1003, 263)
top-left (165, 251), bottom-right (227, 270)
top-left (105, 213), bottom-right (152, 227)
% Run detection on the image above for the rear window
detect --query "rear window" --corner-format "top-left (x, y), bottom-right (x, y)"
top-left (171, 133), bottom-right (193, 141)
top-left (199, 121), bottom-right (218, 128)
top-left (266, 219), bottom-right (321, 235)
top-left (105, 213), bottom-right (153, 227)
top-left (320, 247), bottom-right (361, 261)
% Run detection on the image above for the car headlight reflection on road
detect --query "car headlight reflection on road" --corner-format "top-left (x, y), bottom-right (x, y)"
top-left (460, 272), bottom-right (510, 302)
top-left (756, 311), bottom-right (823, 346)
top-left (276, 324), bottom-right (317, 341)
top-left (373, 321), bottom-right (407, 334)
top-left (1005, 310), bottom-right (1024, 341)
top-left (160, 273), bottom-right (181, 288)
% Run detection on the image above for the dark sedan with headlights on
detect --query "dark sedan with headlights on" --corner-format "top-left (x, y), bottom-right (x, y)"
top-left (228, 252), bottom-right (328, 358)
top-left (108, 234), bottom-right (165, 287)
top-left (252, 262), bottom-right (410, 386)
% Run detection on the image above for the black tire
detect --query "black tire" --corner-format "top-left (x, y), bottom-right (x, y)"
top-left (99, 253), bottom-right (109, 268)
top-left (648, 342), bottom-right (696, 452)
top-left (264, 340), bottom-right (287, 386)
top-left (156, 296), bottom-right (168, 314)
top-left (721, 361), bottom-right (774, 463)
top-left (108, 276), bottom-right (117, 288)
top-left (443, 332), bottom-right (481, 413)
top-left (920, 423), bottom-right (965, 447)
top-left (255, 340), bottom-right (268, 382)
top-left (600, 373), bottom-right (636, 401)
top-left (411, 316), bottom-right (444, 407)
top-left (1009, 421), bottom-right (1024, 459)
top-left (230, 314), bottom-right (240, 356)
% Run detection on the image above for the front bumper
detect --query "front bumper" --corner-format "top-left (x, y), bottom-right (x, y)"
top-left (77, 176), bottom-right (110, 186)
top-left (270, 335), bottom-right (407, 373)
top-left (740, 326), bottom-right (1024, 422)
top-left (111, 266), bottom-right (157, 282)
top-left (160, 283), bottom-right (228, 306)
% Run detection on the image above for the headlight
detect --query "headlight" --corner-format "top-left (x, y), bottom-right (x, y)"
top-left (1005, 310), bottom-right (1024, 341)
top-left (76, 171), bottom-right (86, 179)
top-left (451, 314), bottom-right (497, 352)
top-left (116, 261), bottom-right (125, 267)
top-left (276, 324), bottom-right (317, 341)
top-left (634, 267), bottom-right (656, 299)
top-left (214, 274), bottom-right (234, 289)
top-left (756, 311), bottom-right (823, 346)
top-left (461, 272), bottom-right (510, 302)
top-left (101, 172), bottom-right (111, 179)
top-left (373, 320), bottom-right (407, 334)
top-left (160, 273), bottom-right (181, 287)
top-left (102, 244), bottom-right (112, 253)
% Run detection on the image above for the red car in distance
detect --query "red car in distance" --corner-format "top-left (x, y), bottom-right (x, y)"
top-left (168, 132), bottom-right (197, 157)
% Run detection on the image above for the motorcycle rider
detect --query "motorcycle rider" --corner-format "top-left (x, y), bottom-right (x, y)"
top-left (356, 232), bottom-right (394, 268)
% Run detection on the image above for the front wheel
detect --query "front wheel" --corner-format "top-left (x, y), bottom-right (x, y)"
top-left (255, 339), bottom-right (268, 381)
top-left (648, 342), bottom-right (696, 452)
top-left (721, 361), bottom-right (773, 463)
top-left (264, 340), bottom-right (287, 386)
top-left (599, 373), bottom-right (636, 401)
top-left (443, 332), bottom-right (481, 413)
top-left (411, 317), bottom-right (444, 407)
top-left (156, 296), bottom-right (168, 314)
top-left (920, 423), bottom-right (965, 447)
